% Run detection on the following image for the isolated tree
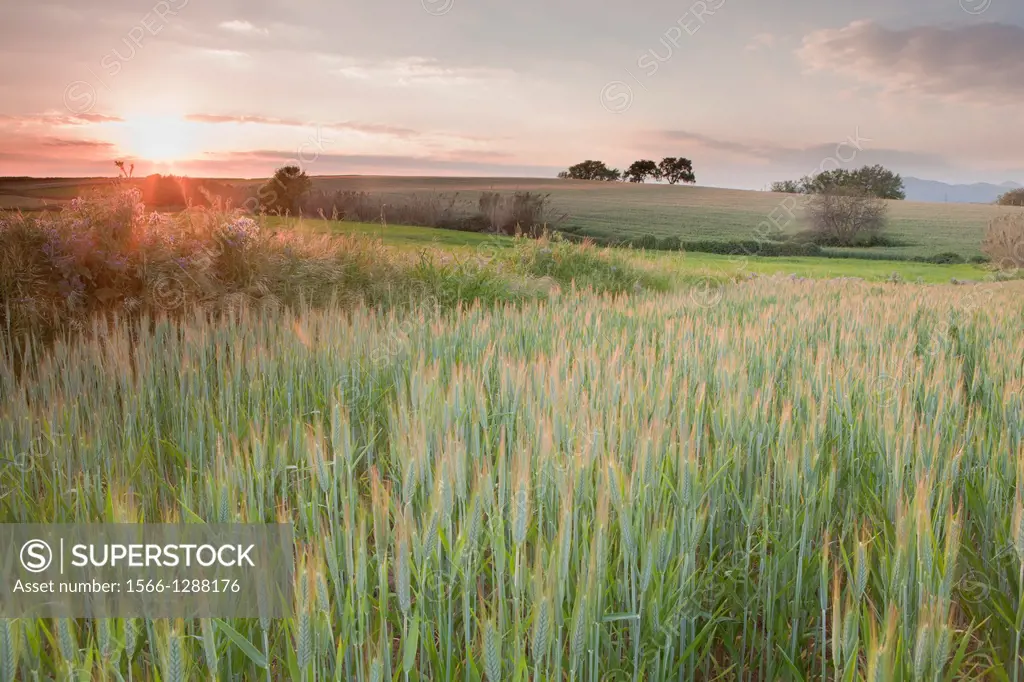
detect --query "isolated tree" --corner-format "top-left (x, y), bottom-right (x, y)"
top-left (258, 165), bottom-right (312, 215)
top-left (658, 157), bottom-right (696, 185)
top-left (561, 160), bottom-right (621, 181)
top-left (806, 187), bottom-right (888, 246)
top-left (625, 159), bottom-right (659, 183)
top-left (997, 188), bottom-right (1024, 207)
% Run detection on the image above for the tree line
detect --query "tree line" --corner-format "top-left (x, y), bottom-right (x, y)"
top-left (558, 158), bottom-right (696, 184)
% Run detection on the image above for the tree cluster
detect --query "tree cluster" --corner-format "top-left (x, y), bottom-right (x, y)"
top-left (558, 158), bottom-right (696, 185)
top-left (996, 188), bottom-right (1024, 207)
top-left (771, 165), bottom-right (905, 200)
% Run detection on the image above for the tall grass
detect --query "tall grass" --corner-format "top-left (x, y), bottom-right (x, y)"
top-left (2, 275), bottom-right (1022, 679)
top-left (302, 189), bottom-right (565, 235)
top-left (0, 192), bottom-right (648, 352)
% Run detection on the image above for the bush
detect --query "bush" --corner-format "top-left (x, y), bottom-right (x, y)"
top-left (923, 252), bottom-right (966, 265)
top-left (792, 229), bottom-right (906, 248)
top-left (676, 239), bottom-right (824, 257)
top-left (805, 188), bottom-right (888, 246)
top-left (658, 236), bottom-right (682, 251)
top-left (982, 212), bottom-right (1024, 270)
top-left (0, 189), bottom-right (402, 346)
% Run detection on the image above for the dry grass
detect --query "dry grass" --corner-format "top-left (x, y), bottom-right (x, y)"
top-left (982, 210), bottom-right (1024, 270)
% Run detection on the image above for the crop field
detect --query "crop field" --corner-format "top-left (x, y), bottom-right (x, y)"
top-left (301, 176), bottom-right (1018, 260)
top-left (4, 175), bottom-right (1018, 261)
top-left (3, 270), bottom-right (1024, 679)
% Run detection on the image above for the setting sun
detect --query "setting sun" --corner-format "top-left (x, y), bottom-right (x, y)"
top-left (115, 115), bottom-right (202, 164)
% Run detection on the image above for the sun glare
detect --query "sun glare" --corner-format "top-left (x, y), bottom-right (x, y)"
top-left (117, 115), bottom-right (200, 164)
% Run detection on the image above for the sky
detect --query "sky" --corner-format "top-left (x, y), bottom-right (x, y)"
top-left (1, 0), bottom-right (1022, 189)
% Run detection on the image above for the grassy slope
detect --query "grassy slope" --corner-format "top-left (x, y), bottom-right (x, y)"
top-left (284, 216), bottom-right (992, 284)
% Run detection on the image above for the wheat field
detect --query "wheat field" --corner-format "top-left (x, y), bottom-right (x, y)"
top-left (1, 277), bottom-right (1023, 680)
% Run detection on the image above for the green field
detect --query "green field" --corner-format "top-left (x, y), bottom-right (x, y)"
top-left (300, 176), bottom-right (1019, 260)
top-left (4, 175), bottom-right (1020, 261)
top-left (4, 274), bottom-right (1024, 679)
top-left (284, 216), bottom-right (994, 284)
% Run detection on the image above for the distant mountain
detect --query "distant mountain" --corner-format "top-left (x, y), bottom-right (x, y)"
top-left (902, 177), bottom-right (1022, 204)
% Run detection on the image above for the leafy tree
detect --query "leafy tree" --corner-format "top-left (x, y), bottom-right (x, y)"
top-left (776, 165), bottom-right (904, 200)
top-left (770, 180), bottom-right (801, 193)
top-left (849, 165), bottom-right (905, 200)
top-left (997, 188), bottom-right (1024, 206)
top-left (657, 157), bottom-right (696, 185)
top-left (259, 165), bottom-right (313, 215)
top-left (560, 160), bottom-right (622, 182)
top-left (797, 169), bottom-right (853, 195)
top-left (625, 160), bottom-right (659, 183)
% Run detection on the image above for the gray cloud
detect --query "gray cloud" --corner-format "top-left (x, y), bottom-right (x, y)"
top-left (41, 138), bottom-right (115, 148)
top-left (184, 114), bottom-right (306, 126)
top-left (190, 149), bottom-right (557, 177)
top-left (184, 114), bottom-right (421, 139)
top-left (0, 113), bottom-right (124, 127)
top-left (653, 129), bottom-right (952, 178)
top-left (798, 21), bottom-right (1024, 104)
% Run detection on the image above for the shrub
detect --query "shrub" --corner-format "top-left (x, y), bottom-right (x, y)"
top-left (793, 229), bottom-right (905, 248)
top-left (923, 251), bottom-right (966, 265)
top-left (630, 234), bottom-right (658, 250)
top-left (981, 212), bottom-right (1024, 270)
top-left (805, 188), bottom-right (888, 246)
top-left (658, 236), bottom-right (682, 251)
top-left (676, 239), bottom-right (824, 257)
